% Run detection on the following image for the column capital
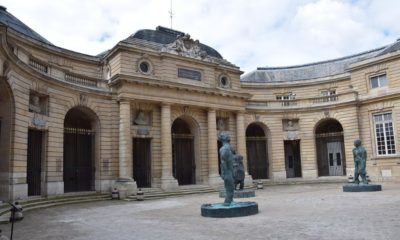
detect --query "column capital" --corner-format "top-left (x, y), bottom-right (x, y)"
top-left (161, 102), bottom-right (172, 108)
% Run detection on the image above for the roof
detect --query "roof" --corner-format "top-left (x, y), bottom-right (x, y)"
top-left (241, 48), bottom-right (386, 83)
top-left (377, 40), bottom-right (400, 57)
top-left (0, 6), bottom-right (53, 45)
top-left (241, 40), bottom-right (400, 83)
top-left (126, 26), bottom-right (223, 59)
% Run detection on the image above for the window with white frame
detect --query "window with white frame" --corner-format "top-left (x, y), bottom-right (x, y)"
top-left (276, 92), bottom-right (296, 106)
top-left (370, 74), bottom-right (388, 89)
top-left (373, 112), bottom-right (396, 155)
top-left (320, 90), bottom-right (337, 102)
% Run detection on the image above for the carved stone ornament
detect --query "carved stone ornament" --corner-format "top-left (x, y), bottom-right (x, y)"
top-left (134, 111), bottom-right (150, 126)
top-left (29, 94), bottom-right (42, 114)
top-left (80, 94), bottom-right (88, 106)
top-left (32, 114), bottom-right (46, 128)
top-left (162, 34), bottom-right (209, 60)
top-left (137, 127), bottom-right (150, 136)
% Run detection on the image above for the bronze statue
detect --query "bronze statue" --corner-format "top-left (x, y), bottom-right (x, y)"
top-left (218, 132), bottom-right (235, 206)
top-left (233, 155), bottom-right (245, 190)
top-left (353, 139), bottom-right (368, 184)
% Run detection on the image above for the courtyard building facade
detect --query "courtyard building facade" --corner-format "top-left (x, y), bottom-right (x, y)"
top-left (1, 7), bottom-right (400, 200)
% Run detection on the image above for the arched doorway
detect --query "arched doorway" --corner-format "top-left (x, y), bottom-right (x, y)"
top-left (315, 119), bottom-right (346, 176)
top-left (0, 79), bottom-right (13, 200)
top-left (64, 107), bottom-right (97, 192)
top-left (172, 118), bottom-right (196, 185)
top-left (246, 123), bottom-right (269, 179)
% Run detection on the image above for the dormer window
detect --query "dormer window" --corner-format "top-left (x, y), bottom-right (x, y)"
top-left (370, 74), bottom-right (387, 89)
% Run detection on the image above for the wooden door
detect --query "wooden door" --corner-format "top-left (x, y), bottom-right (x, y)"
top-left (27, 129), bottom-right (42, 196)
top-left (285, 140), bottom-right (302, 178)
top-left (246, 139), bottom-right (269, 179)
top-left (327, 142), bottom-right (343, 176)
top-left (133, 138), bottom-right (151, 188)
top-left (173, 137), bottom-right (195, 185)
top-left (64, 128), bottom-right (94, 192)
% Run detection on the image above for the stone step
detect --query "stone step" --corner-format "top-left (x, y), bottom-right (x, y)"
top-left (126, 186), bottom-right (218, 201)
top-left (0, 193), bottom-right (111, 223)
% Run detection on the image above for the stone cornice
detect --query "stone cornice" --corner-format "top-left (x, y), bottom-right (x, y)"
top-left (0, 33), bottom-right (111, 96)
top-left (109, 73), bottom-right (251, 100)
top-left (103, 42), bottom-right (242, 73)
top-left (348, 51), bottom-right (400, 71)
top-left (5, 27), bottom-right (101, 64)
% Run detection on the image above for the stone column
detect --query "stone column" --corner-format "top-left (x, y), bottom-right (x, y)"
top-left (160, 103), bottom-right (178, 190)
top-left (207, 109), bottom-right (222, 186)
top-left (115, 100), bottom-right (136, 198)
top-left (236, 111), bottom-right (253, 186)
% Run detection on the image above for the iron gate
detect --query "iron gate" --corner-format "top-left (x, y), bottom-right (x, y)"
top-left (133, 138), bottom-right (152, 188)
top-left (64, 127), bottom-right (94, 192)
top-left (27, 129), bottom-right (43, 196)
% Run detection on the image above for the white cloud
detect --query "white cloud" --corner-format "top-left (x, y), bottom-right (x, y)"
top-left (2, 0), bottom-right (399, 73)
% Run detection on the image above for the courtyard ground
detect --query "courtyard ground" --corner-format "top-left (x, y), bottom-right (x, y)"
top-left (1, 182), bottom-right (400, 240)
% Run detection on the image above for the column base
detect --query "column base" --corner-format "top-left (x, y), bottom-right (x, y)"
top-left (272, 171), bottom-right (287, 181)
top-left (302, 170), bottom-right (318, 179)
top-left (113, 178), bottom-right (137, 199)
top-left (161, 176), bottom-right (179, 191)
top-left (45, 181), bottom-right (64, 196)
top-left (208, 174), bottom-right (223, 187)
top-left (10, 183), bottom-right (27, 201)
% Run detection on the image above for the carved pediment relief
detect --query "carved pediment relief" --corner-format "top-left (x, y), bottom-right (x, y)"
top-left (162, 34), bottom-right (209, 60)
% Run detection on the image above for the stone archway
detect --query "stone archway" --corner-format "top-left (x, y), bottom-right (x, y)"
top-left (0, 78), bottom-right (14, 200)
top-left (246, 123), bottom-right (269, 179)
top-left (171, 117), bottom-right (199, 185)
top-left (63, 106), bottom-right (99, 192)
top-left (315, 118), bottom-right (346, 176)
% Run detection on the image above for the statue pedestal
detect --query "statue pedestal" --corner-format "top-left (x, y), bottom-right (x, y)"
top-left (342, 183), bottom-right (382, 192)
top-left (219, 189), bottom-right (255, 198)
top-left (201, 202), bottom-right (258, 218)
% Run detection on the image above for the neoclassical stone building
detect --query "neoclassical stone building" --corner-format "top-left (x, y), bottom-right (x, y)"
top-left (1, 7), bottom-right (400, 201)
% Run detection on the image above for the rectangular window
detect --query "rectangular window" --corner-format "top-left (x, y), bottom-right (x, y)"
top-left (320, 90), bottom-right (337, 102)
top-left (276, 93), bottom-right (296, 106)
top-left (370, 74), bottom-right (388, 89)
top-left (374, 112), bottom-right (396, 155)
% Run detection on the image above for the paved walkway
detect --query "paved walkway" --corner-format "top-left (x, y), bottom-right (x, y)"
top-left (2, 183), bottom-right (400, 240)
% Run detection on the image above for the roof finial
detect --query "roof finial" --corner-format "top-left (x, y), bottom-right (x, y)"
top-left (169, 0), bottom-right (174, 29)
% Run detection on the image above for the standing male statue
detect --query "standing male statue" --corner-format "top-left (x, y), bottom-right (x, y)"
top-left (219, 132), bottom-right (235, 206)
top-left (353, 139), bottom-right (368, 184)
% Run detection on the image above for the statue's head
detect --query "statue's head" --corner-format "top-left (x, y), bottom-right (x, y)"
top-left (218, 132), bottom-right (230, 143)
top-left (354, 139), bottom-right (362, 147)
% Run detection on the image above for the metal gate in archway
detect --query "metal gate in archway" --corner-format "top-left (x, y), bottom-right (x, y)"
top-left (64, 127), bottom-right (95, 192)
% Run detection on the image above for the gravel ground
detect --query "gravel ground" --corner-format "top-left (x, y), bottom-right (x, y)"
top-left (2, 183), bottom-right (400, 240)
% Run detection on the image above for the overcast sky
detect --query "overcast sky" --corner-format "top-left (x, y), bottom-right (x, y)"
top-left (2, 0), bottom-right (400, 73)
